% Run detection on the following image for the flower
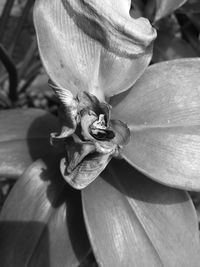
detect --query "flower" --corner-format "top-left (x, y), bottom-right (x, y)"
top-left (1, 0), bottom-right (200, 266)
top-left (49, 81), bottom-right (130, 189)
top-left (34, 0), bottom-right (156, 189)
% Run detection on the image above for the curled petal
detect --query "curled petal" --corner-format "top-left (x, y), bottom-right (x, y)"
top-left (34, 0), bottom-right (156, 99)
top-left (61, 152), bottom-right (112, 189)
top-left (111, 119), bottom-right (131, 146)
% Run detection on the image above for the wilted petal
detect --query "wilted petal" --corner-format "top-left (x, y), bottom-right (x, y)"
top-left (0, 157), bottom-right (90, 267)
top-left (82, 159), bottom-right (200, 267)
top-left (110, 119), bottom-right (130, 146)
top-left (34, 0), bottom-right (156, 99)
top-left (111, 58), bottom-right (200, 190)
top-left (61, 151), bottom-right (112, 189)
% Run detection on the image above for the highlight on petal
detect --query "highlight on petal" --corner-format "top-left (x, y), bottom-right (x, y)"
top-left (82, 159), bottom-right (200, 267)
top-left (0, 109), bottom-right (60, 179)
top-left (111, 58), bottom-right (200, 191)
top-left (0, 157), bottom-right (90, 267)
top-left (34, 0), bottom-right (156, 99)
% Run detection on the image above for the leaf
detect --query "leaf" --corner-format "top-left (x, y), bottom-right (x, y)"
top-left (34, 0), bottom-right (156, 99)
top-left (0, 108), bottom-right (60, 179)
top-left (111, 58), bottom-right (200, 190)
top-left (154, 0), bottom-right (187, 21)
top-left (82, 159), bottom-right (200, 267)
top-left (153, 32), bottom-right (197, 62)
top-left (179, 0), bottom-right (200, 14)
top-left (0, 157), bottom-right (90, 267)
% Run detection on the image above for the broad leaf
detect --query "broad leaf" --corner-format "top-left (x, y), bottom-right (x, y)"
top-left (111, 58), bottom-right (200, 190)
top-left (82, 159), bottom-right (200, 267)
top-left (0, 108), bottom-right (60, 179)
top-left (34, 0), bottom-right (156, 99)
top-left (0, 157), bottom-right (90, 267)
top-left (154, 0), bottom-right (187, 21)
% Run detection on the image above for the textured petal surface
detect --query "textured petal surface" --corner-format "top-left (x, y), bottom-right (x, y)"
top-left (34, 0), bottom-right (156, 99)
top-left (0, 157), bottom-right (90, 267)
top-left (82, 159), bottom-right (200, 267)
top-left (60, 152), bottom-right (112, 189)
top-left (0, 109), bottom-right (60, 179)
top-left (154, 0), bottom-right (187, 21)
top-left (111, 58), bottom-right (200, 190)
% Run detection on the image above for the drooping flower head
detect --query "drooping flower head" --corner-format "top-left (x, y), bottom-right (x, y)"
top-left (34, 0), bottom-right (156, 188)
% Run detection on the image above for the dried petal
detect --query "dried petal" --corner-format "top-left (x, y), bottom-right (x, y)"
top-left (61, 152), bottom-right (112, 189)
top-left (34, 0), bottom-right (156, 99)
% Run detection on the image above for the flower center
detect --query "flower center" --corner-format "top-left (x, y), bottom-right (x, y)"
top-left (50, 90), bottom-right (130, 189)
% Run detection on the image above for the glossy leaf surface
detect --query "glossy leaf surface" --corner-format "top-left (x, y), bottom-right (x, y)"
top-left (154, 0), bottom-right (187, 21)
top-left (0, 157), bottom-right (90, 267)
top-left (111, 58), bottom-right (200, 190)
top-left (0, 108), bottom-right (60, 179)
top-left (34, 0), bottom-right (156, 100)
top-left (82, 159), bottom-right (200, 267)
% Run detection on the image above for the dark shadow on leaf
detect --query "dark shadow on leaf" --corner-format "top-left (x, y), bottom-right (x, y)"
top-left (0, 221), bottom-right (49, 267)
top-left (102, 158), bottom-right (189, 205)
top-left (26, 112), bottom-right (62, 163)
top-left (26, 114), bottom-right (90, 262)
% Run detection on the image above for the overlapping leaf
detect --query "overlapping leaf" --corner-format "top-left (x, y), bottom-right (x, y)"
top-left (0, 157), bottom-right (90, 267)
top-left (111, 58), bottom-right (200, 190)
top-left (82, 159), bottom-right (200, 267)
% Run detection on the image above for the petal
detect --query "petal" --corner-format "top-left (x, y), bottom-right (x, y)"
top-left (34, 0), bottom-right (156, 99)
top-left (82, 159), bottom-right (200, 267)
top-left (0, 108), bottom-right (60, 179)
top-left (0, 157), bottom-right (90, 266)
top-left (61, 152), bottom-right (112, 190)
top-left (111, 58), bottom-right (200, 190)
top-left (110, 119), bottom-right (130, 146)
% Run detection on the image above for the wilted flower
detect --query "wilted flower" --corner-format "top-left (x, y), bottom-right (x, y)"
top-left (1, 0), bottom-right (200, 266)
top-left (34, 0), bottom-right (157, 189)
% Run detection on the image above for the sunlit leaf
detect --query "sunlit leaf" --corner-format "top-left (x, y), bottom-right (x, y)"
top-left (154, 0), bottom-right (187, 21)
top-left (0, 108), bottom-right (60, 179)
top-left (111, 58), bottom-right (200, 190)
top-left (34, 0), bottom-right (156, 99)
top-left (82, 159), bottom-right (200, 267)
top-left (0, 157), bottom-right (90, 267)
